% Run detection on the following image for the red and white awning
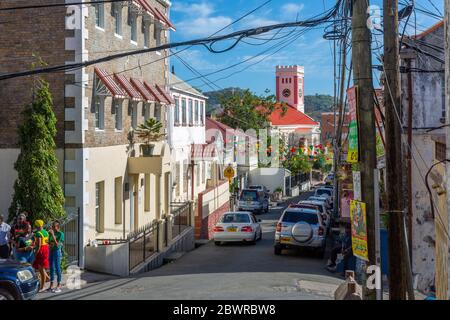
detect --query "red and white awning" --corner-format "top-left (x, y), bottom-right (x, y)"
top-left (130, 78), bottom-right (156, 103)
top-left (192, 144), bottom-right (217, 160)
top-left (139, 0), bottom-right (176, 31)
top-left (114, 74), bottom-right (142, 101)
top-left (155, 84), bottom-right (174, 104)
top-left (94, 67), bottom-right (127, 99)
top-left (143, 81), bottom-right (169, 105)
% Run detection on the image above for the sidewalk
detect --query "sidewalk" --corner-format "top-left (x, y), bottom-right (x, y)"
top-left (36, 268), bottom-right (119, 299)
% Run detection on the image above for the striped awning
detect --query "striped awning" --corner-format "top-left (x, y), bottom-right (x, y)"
top-left (138, 0), bottom-right (176, 31)
top-left (130, 78), bottom-right (156, 102)
top-left (155, 84), bottom-right (174, 104)
top-left (115, 74), bottom-right (142, 101)
top-left (143, 81), bottom-right (168, 105)
top-left (94, 68), bottom-right (127, 99)
top-left (152, 6), bottom-right (176, 31)
top-left (191, 144), bottom-right (217, 160)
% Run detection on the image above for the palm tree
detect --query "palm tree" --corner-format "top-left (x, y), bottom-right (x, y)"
top-left (135, 118), bottom-right (165, 156)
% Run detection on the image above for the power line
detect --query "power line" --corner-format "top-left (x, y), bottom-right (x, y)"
top-left (1, 0), bottom-right (342, 82)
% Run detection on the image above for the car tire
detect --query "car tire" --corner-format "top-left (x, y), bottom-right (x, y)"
top-left (274, 245), bottom-right (283, 255)
top-left (0, 289), bottom-right (15, 301)
top-left (214, 241), bottom-right (221, 246)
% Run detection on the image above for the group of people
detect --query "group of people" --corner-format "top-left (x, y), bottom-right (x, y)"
top-left (0, 213), bottom-right (65, 293)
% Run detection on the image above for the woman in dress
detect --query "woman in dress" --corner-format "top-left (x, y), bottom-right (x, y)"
top-left (32, 220), bottom-right (50, 292)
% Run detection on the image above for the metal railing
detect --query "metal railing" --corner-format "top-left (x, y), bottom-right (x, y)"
top-left (94, 202), bottom-right (192, 272)
top-left (127, 221), bottom-right (159, 271)
top-left (171, 202), bottom-right (191, 240)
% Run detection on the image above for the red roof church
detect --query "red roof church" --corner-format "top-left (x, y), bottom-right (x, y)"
top-left (264, 66), bottom-right (321, 150)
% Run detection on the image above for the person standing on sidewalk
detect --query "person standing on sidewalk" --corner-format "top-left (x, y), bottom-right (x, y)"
top-left (0, 215), bottom-right (11, 259)
top-left (48, 221), bottom-right (64, 293)
top-left (33, 220), bottom-right (50, 292)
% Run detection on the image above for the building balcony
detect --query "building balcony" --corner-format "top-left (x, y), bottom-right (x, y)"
top-left (128, 143), bottom-right (171, 175)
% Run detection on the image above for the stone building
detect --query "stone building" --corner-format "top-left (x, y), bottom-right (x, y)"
top-left (0, 0), bottom-right (176, 267)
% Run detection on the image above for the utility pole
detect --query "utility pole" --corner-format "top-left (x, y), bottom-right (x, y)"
top-left (351, 0), bottom-right (377, 299)
top-left (333, 2), bottom-right (350, 222)
top-left (445, 0), bottom-right (450, 302)
top-left (383, 0), bottom-right (408, 299)
top-left (334, 7), bottom-right (348, 222)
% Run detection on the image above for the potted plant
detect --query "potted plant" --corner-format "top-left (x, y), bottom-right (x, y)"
top-left (135, 118), bottom-right (165, 156)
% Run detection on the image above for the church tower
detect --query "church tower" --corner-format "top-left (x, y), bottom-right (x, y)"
top-left (276, 65), bottom-right (305, 113)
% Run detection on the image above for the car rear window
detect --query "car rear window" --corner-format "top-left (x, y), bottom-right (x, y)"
top-left (221, 214), bottom-right (251, 223)
top-left (240, 190), bottom-right (258, 201)
top-left (317, 189), bottom-right (332, 196)
top-left (282, 210), bottom-right (319, 224)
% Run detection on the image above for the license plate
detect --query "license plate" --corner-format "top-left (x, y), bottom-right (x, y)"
top-left (280, 236), bottom-right (291, 243)
top-left (228, 227), bottom-right (237, 232)
top-left (247, 201), bottom-right (251, 204)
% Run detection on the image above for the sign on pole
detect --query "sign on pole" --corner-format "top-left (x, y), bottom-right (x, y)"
top-left (350, 200), bottom-right (369, 261)
top-left (347, 86), bottom-right (359, 163)
top-left (224, 165), bottom-right (235, 182)
top-left (353, 171), bottom-right (361, 201)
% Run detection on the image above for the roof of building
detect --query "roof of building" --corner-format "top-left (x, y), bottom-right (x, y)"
top-left (170, 74), bottom-right (207, 98)
top-left (205, 117), bottom-right (256, 144)
top-left (413, 20), bottom-right (444, 39)
top-left (258, 103), bottom-right (319, 127)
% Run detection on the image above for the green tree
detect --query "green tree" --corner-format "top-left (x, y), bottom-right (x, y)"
top-left (218, 89), bottom-right (286, 131)
top-left (9, 79), bottom-right (65, 223)
top-left (282, 148), bottom-right (312, 174)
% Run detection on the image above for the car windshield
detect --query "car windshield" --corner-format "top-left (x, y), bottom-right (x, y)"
top-left (240, 190), bottom-right (258, 201)
top-left (221, 214), bottom-right (251, 223)
top-left (282, 211), bottom-right (319, 224)
top-left (317, 189), bottom-right (331, 196)
top-left (302, 203), bottom-right (323, 213)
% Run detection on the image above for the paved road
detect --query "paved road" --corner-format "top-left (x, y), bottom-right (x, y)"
top-left (41, 192), bottom-right (342, 300)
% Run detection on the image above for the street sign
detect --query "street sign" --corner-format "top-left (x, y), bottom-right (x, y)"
top-left (224, 165), bottom-right (235, 181)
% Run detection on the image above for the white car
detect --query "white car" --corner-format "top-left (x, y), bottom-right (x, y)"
top-left (314, 187), bottom-right (333, 199)
top-left (213, 212), bottom-right (263, 246)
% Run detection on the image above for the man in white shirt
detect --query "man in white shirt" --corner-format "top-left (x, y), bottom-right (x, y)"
top-left (0, 214), bottom-right (11, 259)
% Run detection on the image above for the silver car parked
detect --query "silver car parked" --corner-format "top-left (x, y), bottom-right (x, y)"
top-left (238, 189), bottom-right (269, 214)
top-left (274, 207), bottom-right (327, 257)
top-left (213, 212), bottom-right (263, 246)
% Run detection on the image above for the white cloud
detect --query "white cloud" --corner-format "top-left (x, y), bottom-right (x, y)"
top-left (172, 2), bottom-right (214, 17)
top-left (281, 3), bottom-right (305, 14)
top-left (176, 16), bottom-right (233, 37)
top-left (172, 2), bottom-right (233, 37)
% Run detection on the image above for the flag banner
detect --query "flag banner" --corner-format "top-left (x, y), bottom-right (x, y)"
top-left (347, 86), bottom-right (359, 163)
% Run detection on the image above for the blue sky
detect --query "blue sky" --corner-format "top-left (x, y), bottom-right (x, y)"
top-left (168, 0), bottom-right (444, 96)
